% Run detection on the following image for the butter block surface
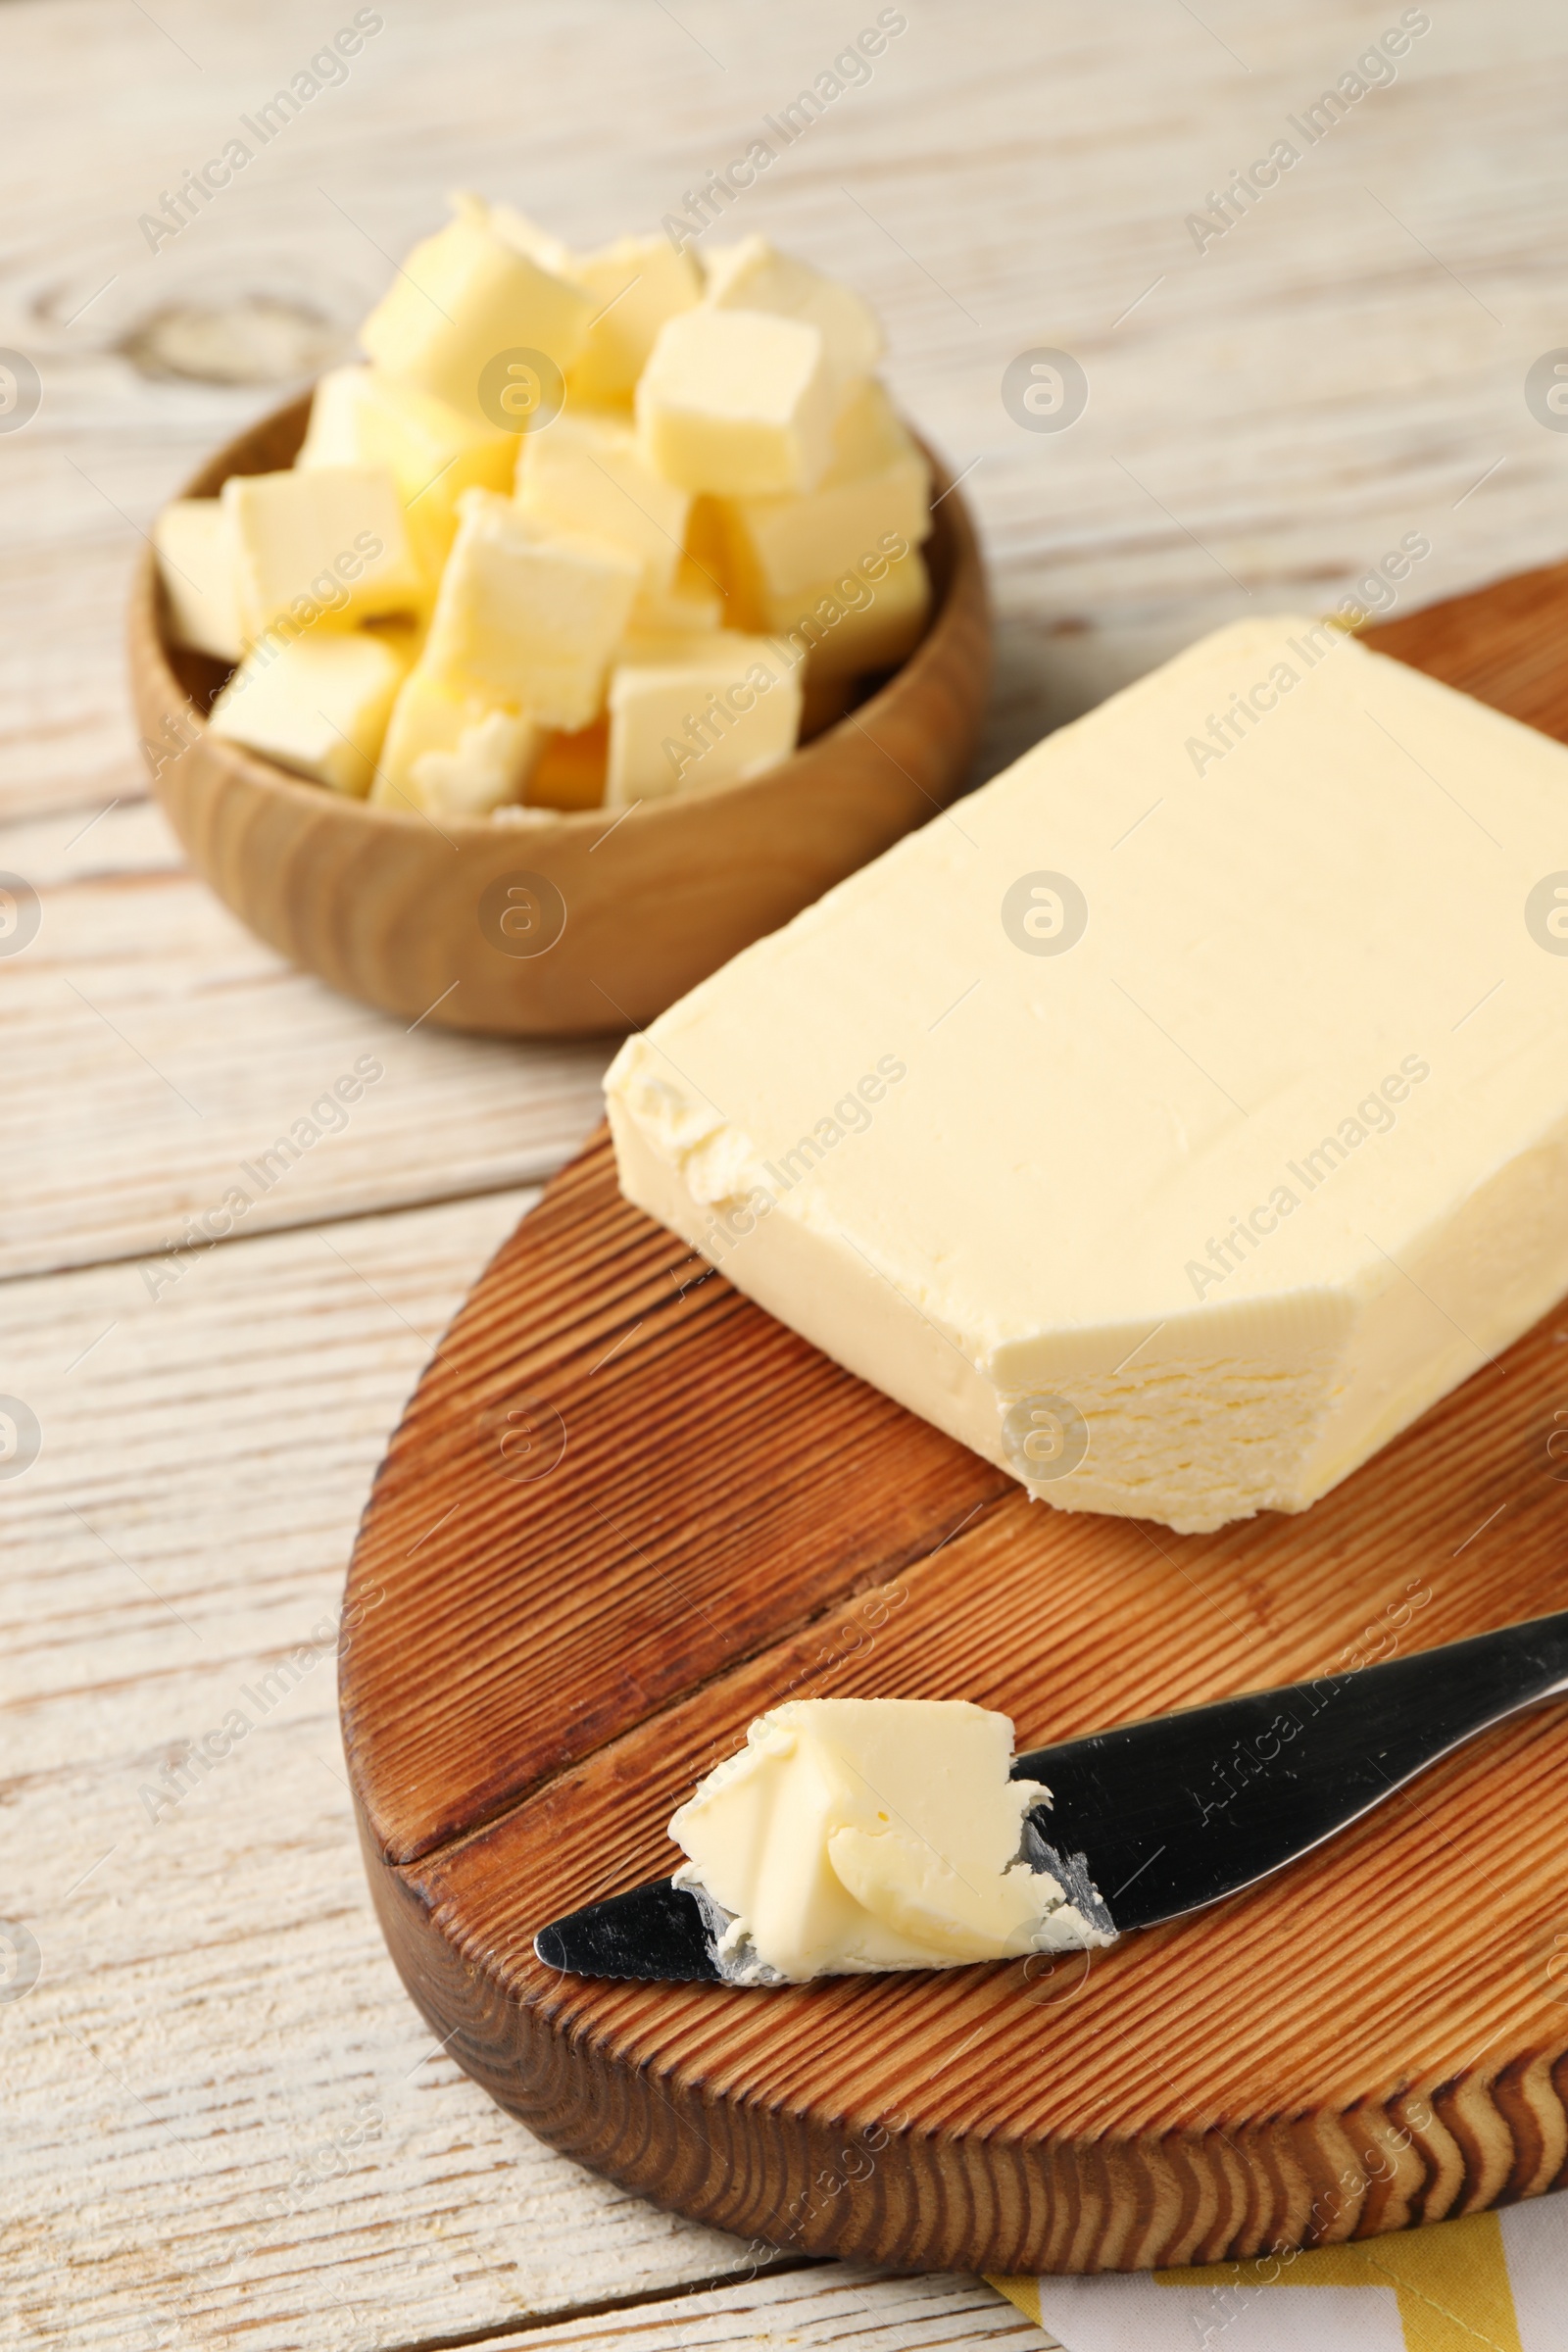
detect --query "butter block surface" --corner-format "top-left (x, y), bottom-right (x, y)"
top-left (636, 308), bottom-right (837, 495)
top-left (607, 614), bottom-right (1568, 1534)
top-left (154, 499), bottom-right (244, 662)
top-left (625, 556), bottom-right (726, 641)
top-left (421, 488), bottom-right (640, 730)
top-left (209, 629), bottom-right (405, 797)
top-left (222, 466), bottom-right (423, 641)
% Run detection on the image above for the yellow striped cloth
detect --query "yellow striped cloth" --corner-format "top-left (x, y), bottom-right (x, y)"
top-left (986, 2193), bottom-right (1567, 2349)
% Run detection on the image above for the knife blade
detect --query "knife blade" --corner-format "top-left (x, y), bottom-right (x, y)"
top-left (533, 1607), bottom-right (1568, 1984)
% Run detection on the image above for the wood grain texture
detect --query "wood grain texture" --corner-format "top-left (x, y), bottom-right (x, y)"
top-left (0, 1190), bottom-right (784, 2352)
top-left (126, 398), bottom-right (991, 1037)
top-left (0, 799), bottom-right (609, 1284)
top-left (457, 2265), bottom-right (1058, 2348)
top-left (342, 549), bottom-right (1568, 2277)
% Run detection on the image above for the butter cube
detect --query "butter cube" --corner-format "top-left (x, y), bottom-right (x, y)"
top-left (721, 378), bottom-right (931, 603)
top-left (763, 543), bottom-right (930, 679)
top-left (489, 213), bottom-right (702, 405)
top-left (566, 234), bottom-right (702, 403)
top-left (422, 488), bottom-right (640, 730)
top-left (484, 201), bottom-right (576, 277)
top-left (209, 628), bottom-right (405, 796)
top-left (222, 466), bottom-right (423, 643)
top-left (299, 366), bottom-right (514, 583)
top-left (616, 623), bottom-right (736, 669)
top-left (360, 194), bottom-right (593, 426)
top-left (703, 235), bottom-right (883, 387)
top-left (371, 662), bottom-right (538, 817)
top-left (606, 633), bottom-right (802, 805)
top-left (374, 662), bottom-right (466, 799)
top-left (515, 410), bottom-right (691, 592)
top-left (628, 551), bottom-right (727, 640)
top-left (154, 499), bottom-right (244, 662)
top-left (636, 309), bottom-right (837, 496)
top-left (411, 709), bottom-right (539, 817)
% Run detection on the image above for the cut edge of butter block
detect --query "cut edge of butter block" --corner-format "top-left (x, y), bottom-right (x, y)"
top-left (154, 498), bottom-right (245, 663)
top-left (607, 612), bottom-right (1568, 1534)
top-left (408, 708), bottom-right (540, 816)
top-left (209, 627), bottom-right (405, 796)
top-left (371, 657), bottom-right (531, 813)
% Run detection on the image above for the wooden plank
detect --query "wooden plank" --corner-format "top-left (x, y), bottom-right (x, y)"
top-left (0, 798), bottom-right (610, 1281)
top-left (450, 2266), bottom-right (1058, 2349)
top-left (0, 1190), bottom-right (776, 2352)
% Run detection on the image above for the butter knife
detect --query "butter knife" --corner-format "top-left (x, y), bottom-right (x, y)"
top-left (534, 1609), bottom-right (1568, 1983)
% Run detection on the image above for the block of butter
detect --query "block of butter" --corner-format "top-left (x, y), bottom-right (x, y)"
top-left (703, 234), bottom-right (883, 388)
top-left (210, 628), bottom-right (408, 796)
top-left (222, 465), bottom-right (423, 641)
top-left (669, 1698), bottom-right (1111, 1984)
top-left (371, 661), bottom-right (538, 816)
top-left (762, 541), bottom-right (930, 680)
top-left (515, 410), bottom-right (691, 593)
top-left (360, 193), bottom-right (593, 426)
top-left (720, 377), bottom-right (931, 603)
top-left (298, 365), bottom-right (515, 583)
top-left (637, 307), bottom-right (837, 496)
top-left (606, 633), bottom-right (803, 805)
top-left (608, 614), bottom-right (1568, 1534)
top-left (421, 487), bottom-right (640, 731)
top-left (154, 499), bottom-right (244, 662)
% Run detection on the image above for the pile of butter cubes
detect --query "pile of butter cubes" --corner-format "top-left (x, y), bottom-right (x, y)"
top-left (154, 195), bottom-right (934, 820)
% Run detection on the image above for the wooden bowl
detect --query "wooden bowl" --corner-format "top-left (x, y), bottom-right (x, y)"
top-left (126, 393), bottom-right (991, 1037)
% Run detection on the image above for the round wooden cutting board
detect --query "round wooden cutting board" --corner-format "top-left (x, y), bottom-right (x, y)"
top-left (341, 565), bottom-right (1568, 2276)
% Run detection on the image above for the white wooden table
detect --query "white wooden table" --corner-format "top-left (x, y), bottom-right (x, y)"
top-left (5, 2), bottom-right (1567, 2342)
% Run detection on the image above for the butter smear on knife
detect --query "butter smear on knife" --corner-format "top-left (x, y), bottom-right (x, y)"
top-left (668, 1698), bottom-right (1113, 1984)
